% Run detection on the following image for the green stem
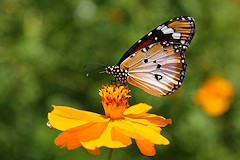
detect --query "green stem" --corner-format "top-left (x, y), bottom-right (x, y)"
top-left (107, 148), bottom-right (113, 160)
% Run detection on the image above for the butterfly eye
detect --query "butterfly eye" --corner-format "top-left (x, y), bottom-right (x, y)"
top-left (105, 67), bottom-right (112, 74)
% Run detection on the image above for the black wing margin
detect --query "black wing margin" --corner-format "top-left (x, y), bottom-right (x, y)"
top-left (118, 16), bottom-right (195, 65)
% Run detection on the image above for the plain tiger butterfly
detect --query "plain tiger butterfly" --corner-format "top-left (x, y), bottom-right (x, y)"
top-left (106, 16), bottom-right (195, 97)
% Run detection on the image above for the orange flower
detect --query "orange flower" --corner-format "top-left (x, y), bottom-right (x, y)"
top-left (48, 84), bottom-right (172, 156)
top-left (194, 76), bottom-right (234, 116)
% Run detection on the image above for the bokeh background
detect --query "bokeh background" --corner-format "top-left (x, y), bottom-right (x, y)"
top-left (1, 0), bottom-right (240, 159)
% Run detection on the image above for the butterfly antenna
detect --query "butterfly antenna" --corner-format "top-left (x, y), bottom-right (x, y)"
top-left (84, 63), bottom-right (107, 77)
top-left (98, 70), bottom-right (106, 74)
top-left (84, 63), bottom-right (106, 68)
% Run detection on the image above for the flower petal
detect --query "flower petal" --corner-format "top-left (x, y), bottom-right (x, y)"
top-left (48, 106), bottom-right (107, 130)
top-left (54, 122), bottom-right (109, 149)
top-left (111, 126), bottom-right (132, 146)
top-left (114, 120), bottom-right (170, 145)
top-left (135, 139), bottom-right (156, 156)
top-left (87, 148), bottom-right (101, 155)
top-left (81, 121), bottom-right (132, 150)
top-left (124, 103), bottom-right (152, 115)
top-left (54, 131), bottom-right (82, 150)
top-left (125, 114), bottom-right (172, 127)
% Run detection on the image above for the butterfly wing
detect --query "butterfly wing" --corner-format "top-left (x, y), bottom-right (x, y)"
top-left (117, 16), bottom-right (195, 66)
top-left (117, 16), bottom-right (195, 96)
top-left (120, 42), bottom-right (186, 96)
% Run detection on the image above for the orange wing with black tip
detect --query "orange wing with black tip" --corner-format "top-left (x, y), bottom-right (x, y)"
top-left (106, 16), bottom-right (195, 97)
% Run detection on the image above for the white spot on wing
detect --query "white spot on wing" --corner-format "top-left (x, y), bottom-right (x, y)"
top-left (172, 32), bottom-right (181, 39)
top-left (161, 27), bottom-right (174, 34)
top-left (148, 32), bottom-right (152, 36)
top-left (149, 44), bottom-right (154, 48)
top-left (160, 26), bottom-right (167, 31)
top-left (130, 53), bottom-right (136, 58)
top-left (180, 40), bottom-right (186, 44)
top-left (157, 25), bottom-right (164, 30)
top-left (142, 48), bottom-right (147, 52)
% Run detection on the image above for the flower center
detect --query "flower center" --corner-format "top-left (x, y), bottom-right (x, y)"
top-left (99, 84), bottom-right (130, 119)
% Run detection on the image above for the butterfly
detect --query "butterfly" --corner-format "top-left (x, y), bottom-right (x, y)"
top-left (105, 16), bottom-right (195, 97)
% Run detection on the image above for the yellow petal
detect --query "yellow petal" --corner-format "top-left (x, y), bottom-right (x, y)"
top-left (135, 139), bottom-right (156, 156)
top-left (81, 121), bottom-right (132, 150)
top-left (125, 114), bottom-right (172, 127)
top-left (124, 103), bottom-right (152, 115)
top-left (54, 131), bottom-right (82, 150)
top-left (54, 122), bottom-right (109, 149)
top-left (111, 126), bottom-right (132, 146)
top-left (71, 122), bottom-right (109, 141)
top-left (65, 139), bottom-right (82, 150)
top-left (48, 106), bottom-right (107, 130)
top-left (48, 113), bottom-right (88, 131)
top-left (51, 105), bottom-right (105, 121)
top-left (114, 120), bottom-right (170, 145)
top-left (145, 115), bottom-right (172, 126)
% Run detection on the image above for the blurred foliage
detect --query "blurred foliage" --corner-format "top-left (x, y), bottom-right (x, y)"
top-left (0, 0), bottom-right (240, 159)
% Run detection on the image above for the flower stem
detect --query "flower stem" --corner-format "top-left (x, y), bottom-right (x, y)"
top-left (107, 148), bottom-right (113, 160)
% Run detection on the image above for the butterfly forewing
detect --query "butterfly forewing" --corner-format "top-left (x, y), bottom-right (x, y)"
top-left (117, 16), bottom-right (195, 65)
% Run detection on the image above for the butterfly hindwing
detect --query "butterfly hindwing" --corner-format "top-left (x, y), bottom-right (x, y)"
top-left (120, 42), bottom-right (186, 96)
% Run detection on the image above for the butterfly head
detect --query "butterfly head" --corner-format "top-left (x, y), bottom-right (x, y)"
top-left (105, 66), bottom-right (128, 83)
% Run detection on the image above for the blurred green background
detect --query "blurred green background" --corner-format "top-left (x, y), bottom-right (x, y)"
top-left (1, 0), bottom-right (240, 159)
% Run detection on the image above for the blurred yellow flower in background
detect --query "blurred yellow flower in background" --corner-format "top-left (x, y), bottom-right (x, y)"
top-left (48, 84), bottom-right (172, 157)
top-left (194, 76), bottom-right (234, 116)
